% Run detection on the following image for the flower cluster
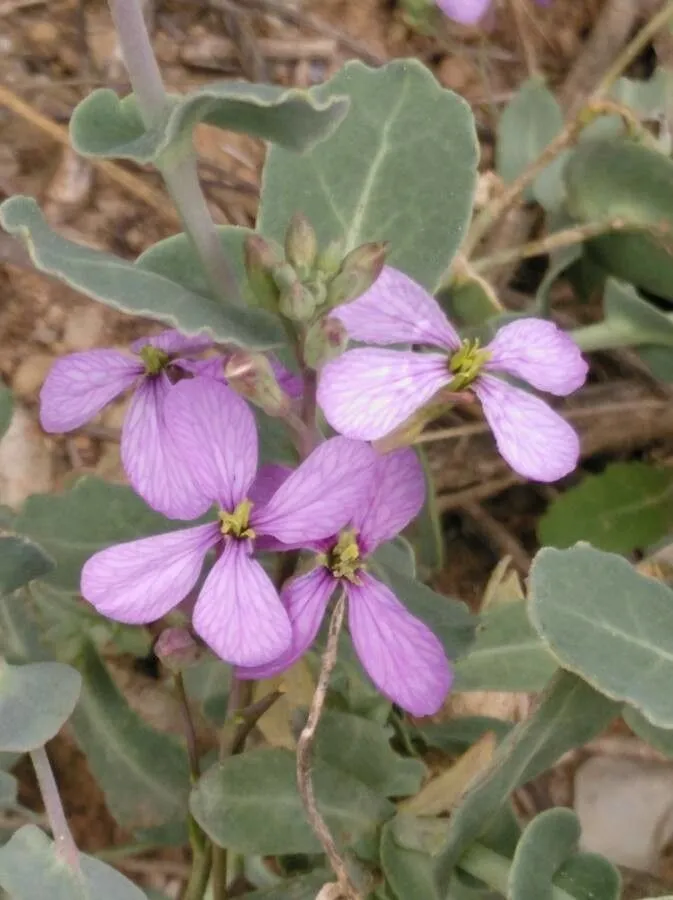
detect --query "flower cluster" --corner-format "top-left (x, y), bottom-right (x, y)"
top-left (40, 260), bottom-right (587, 715)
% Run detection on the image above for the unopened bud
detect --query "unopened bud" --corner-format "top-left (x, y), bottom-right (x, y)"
top-left (243, 235), bottom-right (284, 312)
top-left (284, 213), bottom-right (317, 275)
top-left (315, 240), bottom-right (343, 279)
top-left (303, 316), bottom-right (348, 369)
top-left (326, 241), bottom-right (388, 308)
top-left (225, 350), bottom-right (290, 417)
top-left (279, 281), bottom-right (316, 322)
top-left (155, 628), bottom-right (201, 673)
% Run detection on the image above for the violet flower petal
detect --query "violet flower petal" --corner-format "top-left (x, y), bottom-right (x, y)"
top-left (249, 464), bottom-right (293, 507)
top-left (252, 437), bottom-right (377, 545)
top-left (121, 374), bottom-right (213, 520)
top-left (475, 374), bottom-right (581, 482)
top-left (354, 448), bottom-right (426, 554)
top-left (347, 573), bottom-right (452, 716)
top-left (486, 319), bottom-right (588, 396)
top-left (81, 523), bottom-right (219, 624)
top-left (39, 350), bottom-right (142, 433)
top-left (131, 329), bottom-right (213, 356)
top-left (318, 348), bottom-right (450, 441)
top-left (435, 0), bottom-right (492, 23)
top-left (268, 355), bottom-right (303, 399)
top-left (165, 377), bottom-right (258, 511)
top-left (236, 567), bottom-right (336, 680)
top-left (333, 266), bottom-right (461, 350)
top-left (177, 357), bottom-right (226, 380)
top-left (193, 540), bottom-right (292, 667)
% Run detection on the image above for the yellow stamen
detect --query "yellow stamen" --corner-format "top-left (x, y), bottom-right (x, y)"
top-left (447, 338), bottom-right (491, 391)
top-left (139, 345), bottom-right (170, 376)
top-left (219, 499), bottom-right (256, 539)
top-left (326, 529), bottom-right (363, 584)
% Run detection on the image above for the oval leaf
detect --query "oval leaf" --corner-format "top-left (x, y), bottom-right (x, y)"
top-left (190, 746), bottom-right (394, 855)
top-left (529, 544), bottom-right (673, 728)
top-left (0, 535), bottom-right (54, 595)
top-left (508, 808), bottom-right (580, 900)
top-left (0, 661), bottom-right (81, 751)
top-left (0, 196), bottom-right (284, 349)
top-left (381, 816), bottom-right (448, 900)
top-left (259, 59), bottom-right (478, 291)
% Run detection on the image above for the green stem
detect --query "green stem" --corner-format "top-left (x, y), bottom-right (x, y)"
top-left (570, 321), bottom-right (645, 352)
top-left (181, 843), bottom-right (213, 900)
top-left (30, 746), bottom-right (80, 872)
top-left (106, 0), bottom-right (241, 305)
top-left (457, 843), bottom-right (577, 900)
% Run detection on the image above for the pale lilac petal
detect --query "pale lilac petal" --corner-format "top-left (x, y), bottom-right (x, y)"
top-left (249, 464), bottom-right (292, 507)
top-left (435, 0), bottom-right (491, 23)
top-left (486, 319), bottom-right (588, 396)
top-left (236, 567), bottom-right (336, 680)
top-left (354, 449), bottom-right (425, 554)
top-left (193, 540), bottom-right (291, 667)
top-left (164, 377), bottom-right (258, 511)
top-left (347, 574), bottom-right (452, 716)
top-left (318, 348), bottom-right (450, 441)
top-left (177, 357), bottom-right (227, 380)
top-left (269, 355), bottom-right (303, 399)
top-left (252, 437), bottom-right (377, 544)
top-left (121, 375), bottom-right (213, 519)
top-left (333, 266), bottom-right (460, 350)
top-left (81, 523), bottom-right (219, 624)
top-left (39, 350), bottom-right (141, 433)
top-left (475, 375), bottom-right (580, 482)
top-left (131, 329), bottom-right (213, 357)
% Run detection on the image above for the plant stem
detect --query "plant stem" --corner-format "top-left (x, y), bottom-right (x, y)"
top-left (30, 746), bottom-right (80, 871)
top-left (181, 843), bottom-right (213, 900)
top-left (457, 843), bottom-right (577, 900)
top-left (106, 0), bottom-right (241, 304)
top-left (175, 672), bottom-right (201, 782)
top-left (296, 594), bottom-right (358, 899)
top-left (593, 0), bottom-right (673, 100)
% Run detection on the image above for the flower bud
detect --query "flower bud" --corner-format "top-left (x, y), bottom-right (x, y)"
top-left (243, 235), bottom-right (284, 313)
top-left (303, 316), bottom-right (348, 370)
top-left (155, 628), bottom-right (201, 673)
top-left (278, 281), bottom-right (316, 322)
top-left (284, 213), bottom-right (318, 275)
top-left (315, 239), bottom-right (343, 279)
top-left (326, 241), bottom-right (388, 308)
top-left (225, 350), bottom-right (291, 417)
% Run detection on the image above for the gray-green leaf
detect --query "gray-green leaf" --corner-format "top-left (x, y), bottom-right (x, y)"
top-left (0, 536), bottom-right (54, 596)
top-left (0, 661), bottom-right (81, 751)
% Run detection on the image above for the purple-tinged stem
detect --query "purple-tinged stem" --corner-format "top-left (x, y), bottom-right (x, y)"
top-left (30, 746), bottom-right (80, 872)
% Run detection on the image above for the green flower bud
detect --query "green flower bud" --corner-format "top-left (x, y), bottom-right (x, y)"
top-left (303, 315), bottom-right (348, 370)
top-left (326, 240), bottom-right (388, 308)
top-left (315, 240), bottom-right (343, 279)
top-left (279, 281), bottom-right (316, 322)
top-left (225, 351), bottom-right (290, 417)
top-left (284, 213), bottom-right (318, 275)
top-left (243, 235), bottom-right (284, 312)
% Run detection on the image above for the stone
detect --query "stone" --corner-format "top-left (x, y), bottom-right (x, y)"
top-left (0, 404), bottom-right (53, 508)
top-left (63, 305), bottom-right (106, 352)
top-left (11, 353), bottom-right (54, 400)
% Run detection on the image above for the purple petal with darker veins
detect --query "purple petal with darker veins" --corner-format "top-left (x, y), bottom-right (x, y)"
top-left (164, 377), bottom-right (258, 511)
top-left (252, 437), bottom-right (377, 545)
top-left (486, 318), bottom-right (588, 396)
top-left (475, 375), bottom-right (580, 482)
top-left (268, 355), bottom-right (303, 399)
top-left (236, 567), bottom-right (336, 680)
top-left (435, 0), bottom-right (491, 23)
top-left (39, 350), bottom-right (141, 433)
top-left (131, 329), bottom-right (213, 357)
top-left (81, 523), bottom-right (219, 624)
top-left (249, 464), bottom-right (293, 507)
top-left (318, 348), bottom-right (450, 441)
top-left (333, 266), bottom-right (460, 350)
top-left (122, 374), bottom-right (213, 519)
top-left (347, 573), bottom-right (452, 716)
top-left (193, 540), bottom-right (292, 667)
top-left (177, 357), bottom-right (227, 381)
top-left (354, 448), bottom-right (425, 554)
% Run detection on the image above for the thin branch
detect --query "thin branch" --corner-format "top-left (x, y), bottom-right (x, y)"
top-left (174, 672), bottom-right (201, 781)
top-left (30, 747), bottom-right (80, 871)
top-left (296, 594), bottom-right (359, 899)
top-left (228, 689), bottom-right (284, 756)
top-left (509, 0), bottom-right (538, 80)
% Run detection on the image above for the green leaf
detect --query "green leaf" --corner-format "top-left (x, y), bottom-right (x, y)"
top-left (0, 536), bottom-right (54, 595)
top-left (14, 476), bottom-right (196, 595)
top-left (0, 592), bottom-right (49, 664)
top-left (241, 872), bottom-right (333, 899)
top-left (259, 60), bottom-right (478, 291)
top-left (508, 808), bottom-right (580, 900)
top-left (554, 852), bottom-right (621, 900)
top-left (0, 825), bottom-right (146, 900)
top-left (373, 561), bottom-right (476, 661)
top-left (418, 717), bottom-right (512, 753)
top-left (314, 710), bottom-right (426, 797)
top-left (497, 77), bottom-right (565, 209)
top-left (70, 643), bottom-right (190, 830)
top-left (410, 449), bottom-right (444, 575)
top-left (453, 602), bottom-right (558, 692)
top-left (0, 197), bottom-right (284, 349)
top-left (71, 82), bottom-right (349, 162)
top-left (190, 746), bottom-right (394, 855)
top-left (538, 462), bottom-right (673, 554)
top-left (381, 816), bottom-right (448, 900)
top-left (623, 704), bottom-right (673, 757)
top-left (436, 672), bottom-right (618, 879)
top-left (529, 544), bottom-right (673, 728)
top-left (0, 387), bottom-right (12, 440)
top-left (0, 661), bottom-right (81, 751)
top-left (183, 654), bottom-right (231, 726)
top-left (637, 345), bottom-right (673, 382)
top-left (0, 772), bottom-right (17, 808)
top-left (535, 243), bottom-right (583, 316)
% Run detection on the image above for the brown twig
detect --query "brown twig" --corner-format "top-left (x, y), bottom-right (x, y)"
top-left (296, 594), bottom-right (359, 899)
top-left (509, 0), bottom-right (538, 80)
top-left (228, 689), bottom-right (284, 756)
top-left (460, 501), bottom-right (531, 572)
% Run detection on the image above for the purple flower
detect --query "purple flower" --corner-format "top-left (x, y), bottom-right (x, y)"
top-left (80, 378), bottom-right (377, 668)
top-left (40, 329), bottom-right (219, 519)
top-left (317, 267), bottom-right (588, 483)
top-left (437, 0), bottom-right (549, 25)
top-left (237, 449), bottom-right (452, 717)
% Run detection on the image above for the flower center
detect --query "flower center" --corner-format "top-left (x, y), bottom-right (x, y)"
top-left (447, 338), bottom-right (491, 391)
top-left (218, 499), bottom-right (256, 540)
top-left (140, 345), bottom-right (171, 376)
top-left (323, 529), bottom-right (363, 584)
